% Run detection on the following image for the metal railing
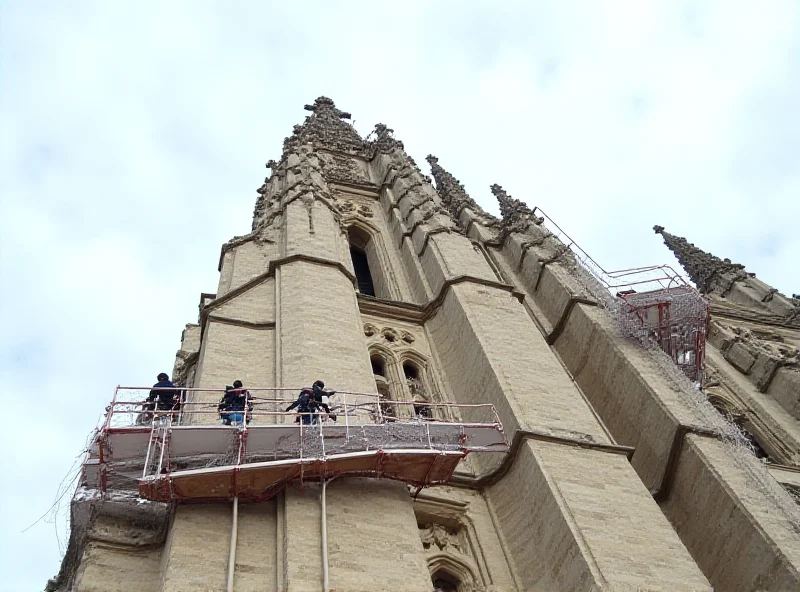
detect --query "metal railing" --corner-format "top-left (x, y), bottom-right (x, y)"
top-left (533, 206), bottom-right (693, 295)
top-left (90, 387), bottom-right (507, 487)
top-left (102, 386), bottom-right (488, 430)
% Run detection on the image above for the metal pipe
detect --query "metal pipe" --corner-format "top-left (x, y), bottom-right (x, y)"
top-left (274, 264), bottom-right (284, 590)
top-left (276, 491), bottom-right (285, 592)
top-left (343, 393), bottom-right (349, 438)
top-left (322, 480), bottom-right (329, 592)
top-left (227, 496), bottom-right (239, 592)
top-left (274, 266), bottom-right (282, 426)
top-left (105, 385), bottom-right (120, 430)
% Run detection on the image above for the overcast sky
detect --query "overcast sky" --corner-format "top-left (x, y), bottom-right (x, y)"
top-left (2, 1), bottom-right (799, 589)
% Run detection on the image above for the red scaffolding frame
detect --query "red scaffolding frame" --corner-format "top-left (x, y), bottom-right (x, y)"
top-left (83, 387), bottom-right (508, 502)
top-left (533, 208), bottom-right (710, 381)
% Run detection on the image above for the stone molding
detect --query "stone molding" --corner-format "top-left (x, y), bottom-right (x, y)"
top-left (449, 428), bottom-right (635, 489)
top-left (357, 275), bottom-right (525, 325)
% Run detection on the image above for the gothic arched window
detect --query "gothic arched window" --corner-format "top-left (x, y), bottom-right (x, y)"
top-left (370, 350), bottom-right (396, 419)
top-left (432, 572), bottom-right (459, 591)
top-left (403, 361), bottom-right (419, 381)
top-left (404, 360), bottom-right (432, 418)
top-left (347, 225), bottom-right (382, 298)
top-left (371, 354), bottom-right (386, 377)
top-left (350, 245), bottom-right (375, 296)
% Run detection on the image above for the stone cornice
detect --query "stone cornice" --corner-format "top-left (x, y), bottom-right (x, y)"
top-left (358, 274), bottom-right (525, 325)
top-left (330, 183), bottom-right (380, 197)
top-left (711, 301), bottom-right (800, 331)
top-left (448, 428), bottom-right (635, 489)
top-left (206, 315), bottom-right (276, 330)
top-left (358, 295), bottom-right (427, 323)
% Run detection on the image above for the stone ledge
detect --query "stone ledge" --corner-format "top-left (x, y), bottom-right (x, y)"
top-left (358, 274), bottom-right (524, 325)
top-left (449, 428), bottom-right (634, 489)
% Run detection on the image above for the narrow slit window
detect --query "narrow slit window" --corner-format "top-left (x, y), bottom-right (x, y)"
top-left (350, 246), bottom-right (375, 297)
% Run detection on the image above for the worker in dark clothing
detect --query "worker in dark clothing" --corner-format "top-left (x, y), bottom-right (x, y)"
top-left (218, 380), bottom-right (252, 425)
top-left (144, 373), bottom-right (179, 424)
top-left (286, 387), bottom-right (316, 424)
top-left (311, 380), bottom-right (337, 423)
top-left (148, 373), bottom-right (179, 411)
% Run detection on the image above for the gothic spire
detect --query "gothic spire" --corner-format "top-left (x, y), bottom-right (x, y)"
top-left (426, 155), bottom-right (488, 220)
top-left (491, 184), bottom-right (543, 232)
top-left (653, 225), bottom-right (749, 294)
top-left (281, 96), bottom-right (365, 158)
top-left (491, 184), bottom-right (525, 220)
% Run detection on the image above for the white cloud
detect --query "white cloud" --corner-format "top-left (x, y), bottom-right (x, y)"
top-left (1, 1), bottom-right (799, 589)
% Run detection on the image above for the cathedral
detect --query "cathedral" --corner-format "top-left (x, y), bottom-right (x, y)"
top-left (50, 97), bottom-right (800, 591)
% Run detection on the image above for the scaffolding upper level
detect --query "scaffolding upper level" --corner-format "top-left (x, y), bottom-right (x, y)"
top-left (83, 387), bottom-right (508, 502)
top-left (534, 207), bottom-right (710, 381)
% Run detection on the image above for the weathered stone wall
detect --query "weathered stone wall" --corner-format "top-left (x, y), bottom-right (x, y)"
top-left (218, 239), bottom-right (278, 297)
top-left (69, 502), bottom-right (169, 592)
top-left (161, 505), bottom-right (231, 591)
top-left (76, 541), bottom-right (162, 592)
top-left (487, 440), bottom-right (709, 591)
top-left (234, 500), bottom-right (278, 591)
top-left (663, 435), bottom-right (800, 591)
top-left (491, 221), bottom-right (800, 590)
top-left (191, 321), bottom-right (274, 423)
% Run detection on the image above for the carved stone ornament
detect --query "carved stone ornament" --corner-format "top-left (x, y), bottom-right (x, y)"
top-left (281, 96), bottom-right (365, 158)
top-left (419, 523), bottom-right (464, 553)
top-left (368, 122), bottom-right (405, 154)
top-left (340, 200), bottom-right (374, 218)
top-left (724, 324), bottom-right (799, 365)
top-left (320, 152), bottom-right (369, 185)
top-left (364, 324), bottom-right (417, 347)
top-left (382, 328), bottom-right (400, 344)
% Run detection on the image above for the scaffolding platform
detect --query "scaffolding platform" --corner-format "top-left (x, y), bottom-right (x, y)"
top-left (83, 388), bottom-right (508, 502)
top-left (534, 207), bottom-right (710, 381)
top-left (139, 448), bottom-right (466, 502)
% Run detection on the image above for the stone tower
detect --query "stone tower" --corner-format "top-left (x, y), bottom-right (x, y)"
top-left (50, 98), bottom-right (800, 592)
